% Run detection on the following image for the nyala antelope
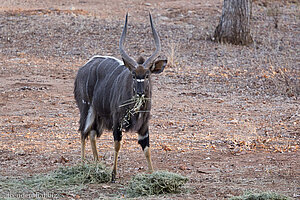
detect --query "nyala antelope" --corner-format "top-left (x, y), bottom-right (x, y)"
top-left (74, 13), bottom-right (167, 182)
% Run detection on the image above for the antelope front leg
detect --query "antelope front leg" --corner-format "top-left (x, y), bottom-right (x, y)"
top-left (112, 128), bottom-right (122, 182)
top-left (138, 128), bottom-right (153, 173)
top-left (144, 146), bottom-right (154, 173)
top-left (112, 140), bottom-right (121, 182)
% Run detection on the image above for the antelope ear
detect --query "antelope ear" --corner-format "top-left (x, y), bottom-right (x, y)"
top-left (122, 58), bottom-right (136, 71)
top-left (149, 59), bottom-right (167, 74)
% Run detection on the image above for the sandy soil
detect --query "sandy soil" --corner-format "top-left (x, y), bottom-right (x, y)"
top-left (0, 0), bottom-right (299, 199)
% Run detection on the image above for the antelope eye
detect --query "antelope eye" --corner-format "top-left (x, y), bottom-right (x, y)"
top-left (132, 72), bottom-right (136, 79)
top-left (145, 72), bottom-right (150, 79)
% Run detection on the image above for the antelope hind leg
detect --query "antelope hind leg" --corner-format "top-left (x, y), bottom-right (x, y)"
top-left (81, 136), bottom-right (86, 163)
top-left (90, 130), bottom-right (99, 161)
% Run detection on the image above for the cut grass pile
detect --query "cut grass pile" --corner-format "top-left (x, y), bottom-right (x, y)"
top-left (0, 163), bottom-right (111, 196)
top-left (230, 191), bottom-right (291, 200)
top-left (126, 170), bottom-right (188, 197)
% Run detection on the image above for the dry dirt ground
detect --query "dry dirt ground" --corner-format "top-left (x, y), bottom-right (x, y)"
top-left (0, 0), bottom-right (299, 199)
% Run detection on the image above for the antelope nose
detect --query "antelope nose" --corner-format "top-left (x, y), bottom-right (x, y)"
top-left (137, 91), bottom-right (144, 97)
top-left (136, 81), bottom-right (144, 96)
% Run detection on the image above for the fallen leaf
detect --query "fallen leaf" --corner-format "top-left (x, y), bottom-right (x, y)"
top-left (161, 144), bottom-right (172, 152)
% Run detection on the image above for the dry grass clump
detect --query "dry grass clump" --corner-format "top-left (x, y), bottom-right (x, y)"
top-left (119, 94), bottom-right (150, 130)
top-left (126, 171), bottom-right (188, 197)
top-left (230, 191), bottom-right (291, 200)
top-left (51, 162), bottom-right (112, 185)
top-left (0, 163), bottom-right (111, 196)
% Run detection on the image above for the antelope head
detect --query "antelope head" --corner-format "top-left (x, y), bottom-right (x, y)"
top-left (119, 13), bottom-right (167, 97)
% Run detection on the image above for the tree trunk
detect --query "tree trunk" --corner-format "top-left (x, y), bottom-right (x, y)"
top-left (213, 0), bottom-right (253, 45)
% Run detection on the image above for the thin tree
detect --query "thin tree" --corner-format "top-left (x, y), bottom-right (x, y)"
top-left (213, 0), bottom-right (253, 45)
